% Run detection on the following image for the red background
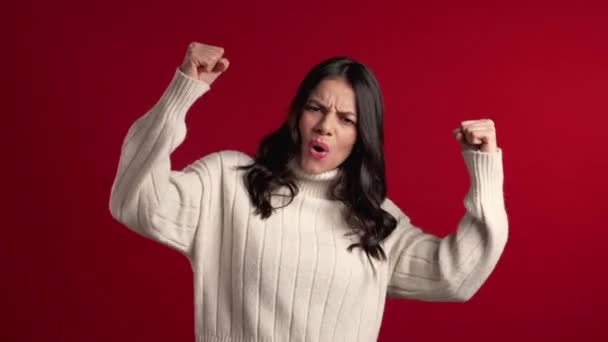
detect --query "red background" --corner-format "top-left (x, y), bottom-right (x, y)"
top-left (6, 0), bottom-right (608, 341)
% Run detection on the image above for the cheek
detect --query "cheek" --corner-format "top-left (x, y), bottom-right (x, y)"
top-left (347, 135), bottom-right (357, 152)
top-left (298, 114), bottom-right (316, 148)
top-left (338, 129), bottom-right (357, 154)
top-left (300, 113), bottom-right (321, 139)
top-left (298, 115), bottom-right (308, 140)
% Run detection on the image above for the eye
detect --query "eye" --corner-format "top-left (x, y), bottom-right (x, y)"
top-left (340, 116), bottom-right (355, 125)
top-left (305, 105), bottom-right (321, 112)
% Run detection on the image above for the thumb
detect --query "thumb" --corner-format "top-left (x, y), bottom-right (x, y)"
top-left (453, 128), bottom-right (465, 145)
top-left (212, 58), bottom-right (230, 73)
top-left (453, 128), bottom-right (474, 150)
top-left (200, 58), bottom-right (230, 85)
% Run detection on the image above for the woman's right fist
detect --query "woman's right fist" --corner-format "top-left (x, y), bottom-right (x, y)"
top-left (179, 42), bottom-right (230, 85)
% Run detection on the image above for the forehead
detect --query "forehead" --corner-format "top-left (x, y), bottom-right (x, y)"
top-left (309, 78), bottom-right (356, 107)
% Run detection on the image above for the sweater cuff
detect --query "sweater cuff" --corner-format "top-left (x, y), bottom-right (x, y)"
top-left (462, 147), bottom-right (504, 202)
top-left (157, 68), bottom-right (211, 113)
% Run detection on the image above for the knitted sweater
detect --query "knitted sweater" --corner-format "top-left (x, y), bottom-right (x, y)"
top-left (109, 68), bottom-right (509, 342)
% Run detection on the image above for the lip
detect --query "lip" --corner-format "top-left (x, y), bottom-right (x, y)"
top-left (309, 139), bottom-right (330, 153)
top-left (308, 139), bottom-right (330, 159)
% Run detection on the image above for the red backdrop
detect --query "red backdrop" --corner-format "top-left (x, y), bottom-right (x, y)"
top-left (6, 0), bottom-right (608, 341)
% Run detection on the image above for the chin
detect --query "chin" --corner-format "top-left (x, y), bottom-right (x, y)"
top-left (301, 158), bottom-right (330, 174)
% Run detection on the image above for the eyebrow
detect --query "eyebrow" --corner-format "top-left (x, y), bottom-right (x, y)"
top-left (307, 98), bottom-right (357, 118)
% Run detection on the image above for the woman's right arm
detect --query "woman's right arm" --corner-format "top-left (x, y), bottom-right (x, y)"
top-left (108, 42), bottom-right (230, 257)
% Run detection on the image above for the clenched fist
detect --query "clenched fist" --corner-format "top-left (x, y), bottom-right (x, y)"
top-left (453, 119), bottom-right (498, 153)
top-left (180, 42), bottom-right (230, 85)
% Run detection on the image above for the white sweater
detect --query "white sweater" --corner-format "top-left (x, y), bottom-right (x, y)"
top-left (109, 68), bottom-right (509, 342)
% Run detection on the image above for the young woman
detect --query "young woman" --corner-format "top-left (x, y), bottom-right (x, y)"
top-left (109, 41), bottom-right (508, 342)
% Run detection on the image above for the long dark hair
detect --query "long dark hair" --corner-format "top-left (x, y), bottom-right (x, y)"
top-left (238, 56), bottom-right (397, 265)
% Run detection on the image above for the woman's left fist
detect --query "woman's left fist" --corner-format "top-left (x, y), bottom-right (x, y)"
top-left (453, 119), bottom-right (498, 153)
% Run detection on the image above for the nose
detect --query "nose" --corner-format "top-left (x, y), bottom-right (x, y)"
top-left (313, 111), bottom-right (336, 136)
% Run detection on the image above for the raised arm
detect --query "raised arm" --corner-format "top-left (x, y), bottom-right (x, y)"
top-left (385, 119), bottom-right (509, 301)
top-left (108, 42), bottom-right (229, 256)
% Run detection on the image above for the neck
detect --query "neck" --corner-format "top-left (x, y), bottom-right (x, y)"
top-left (287, 158), bottom-right (339, 199)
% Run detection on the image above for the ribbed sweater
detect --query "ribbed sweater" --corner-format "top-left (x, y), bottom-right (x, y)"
top-left (109, 68), bottom-right (509, 342)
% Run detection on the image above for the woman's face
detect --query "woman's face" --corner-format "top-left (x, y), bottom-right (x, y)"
top-left (298, 77), bottom-right (358, 174)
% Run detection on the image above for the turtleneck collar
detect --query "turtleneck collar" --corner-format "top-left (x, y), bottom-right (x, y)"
top-left (287, 158), bottom-right (340, 199)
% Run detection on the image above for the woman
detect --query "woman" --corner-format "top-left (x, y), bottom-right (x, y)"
top-left (109, 41), bottom-right (508, 342)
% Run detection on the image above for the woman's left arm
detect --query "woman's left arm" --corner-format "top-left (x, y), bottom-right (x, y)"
top-left (385, 119), bottom-right (508, 302)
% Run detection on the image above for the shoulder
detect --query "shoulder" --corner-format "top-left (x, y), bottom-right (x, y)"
top-left (187, 150), bottom-right (254, 175)
top-left (380, 197), bottom-right (423, 253)
top-left (381, 197), bottom-right (411, 226)
top-left (214, 150), bottom-right (254, 167)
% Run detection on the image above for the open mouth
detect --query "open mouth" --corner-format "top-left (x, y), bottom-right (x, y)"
top-left (312, 145), bottom-right (326, 152)
top-left (309, 140), bottom-right (329, 159)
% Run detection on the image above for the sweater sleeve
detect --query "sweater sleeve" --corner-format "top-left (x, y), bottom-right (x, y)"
top-left (108, 68), bottom-right (211, 257)
top-left (385, 148), bottom-right (508, 302)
